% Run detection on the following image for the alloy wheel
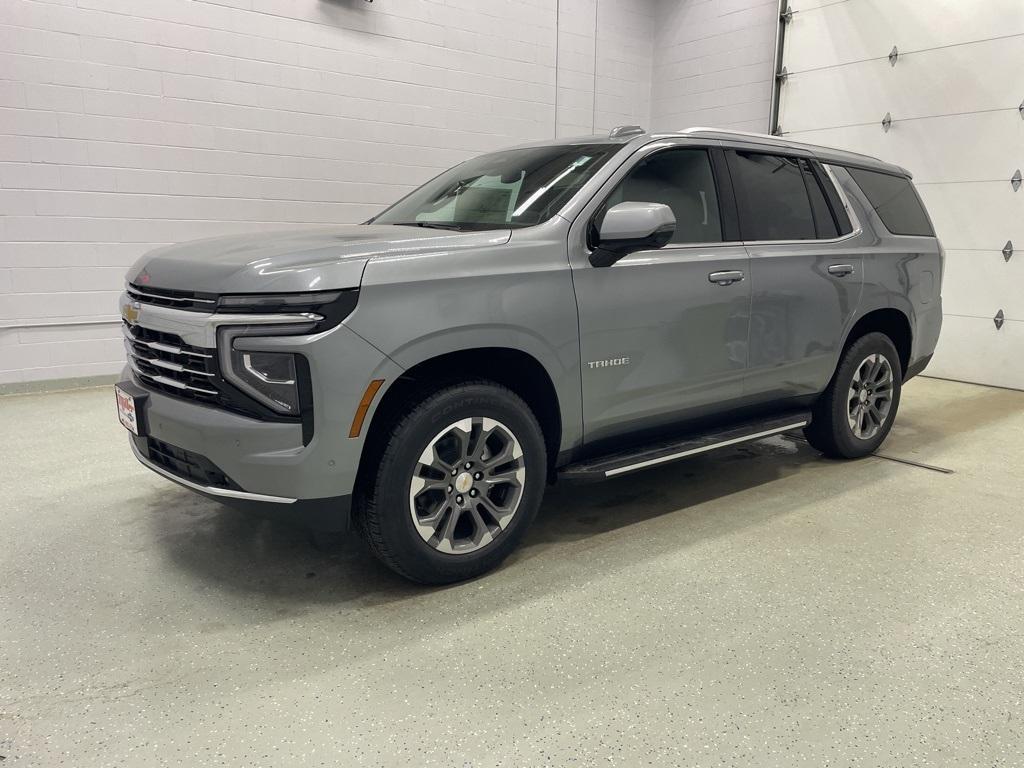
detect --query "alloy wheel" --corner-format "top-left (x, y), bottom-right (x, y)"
top-left (408, 417), bottom-right (526, 555)
top-left (847, 353), bottom-right (894, 440)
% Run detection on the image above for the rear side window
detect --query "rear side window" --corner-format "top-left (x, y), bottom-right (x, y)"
top-left (728, 152), bottom-right (817, 241)
top-left (846, 167), bottom-right (934, 236)
top-left (604, 148), bottom-right (722, 244)
top-left (802, 160), bottom-right (839, 238)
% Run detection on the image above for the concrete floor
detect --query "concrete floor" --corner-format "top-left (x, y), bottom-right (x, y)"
top-left (2, 377), bottom-right (1023, 767)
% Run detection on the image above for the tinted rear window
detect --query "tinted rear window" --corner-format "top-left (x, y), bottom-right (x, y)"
top-left (728, 152), bottom-right (817, 241)
top-left (847, 167), bottom-right (934, 236)
top-left (802, 160), bottom-right (838, 239)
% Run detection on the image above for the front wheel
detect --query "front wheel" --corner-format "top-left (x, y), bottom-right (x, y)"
top-left (355, 381), bottom-right (547, 584)
top-left (804, 332), bottom-right (903, 459)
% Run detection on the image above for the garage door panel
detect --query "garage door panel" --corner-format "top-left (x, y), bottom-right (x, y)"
top-left (915, 182), bottom-right (1024, 252)
top-left (781, 35), bottom-right (1023, 133)
top-left (781, 4), bottom-right (1023, 389)
top-left (786, 113), bottom-right (1024, 184)
top-left (941, 250), bottom-right (1024, 320)
top-left (786, 0), bottom-right (1024, 73)
top-left (926, 316), bottom-right (1024, 390)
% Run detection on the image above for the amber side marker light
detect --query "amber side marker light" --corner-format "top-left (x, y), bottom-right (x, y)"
top-left (349, 379), bottom-right (385, 438)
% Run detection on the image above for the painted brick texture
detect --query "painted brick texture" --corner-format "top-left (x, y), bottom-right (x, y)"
top-left (651, 0), bottom-right (777, 133)
top-left (0, 0), bottom-right (772, 384)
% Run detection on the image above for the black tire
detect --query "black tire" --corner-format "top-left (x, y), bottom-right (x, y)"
top-left (804, 332), bottom-right (903, 459)
top-left (354, 381), bottom-right (547, 584)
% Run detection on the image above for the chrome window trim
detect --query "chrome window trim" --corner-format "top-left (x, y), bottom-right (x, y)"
top-left (634, 241), bottom-right (742, 254)
top-left (821, 163), bottom-right (863, 233)
top-left (567, 139), bottom-right (869, 263)
top-left (130, 439), bottom-right (297, 505)
top-left (624, 227), bottom-right (863, 254)
top-left (741, 230), bottom-right (861, 248)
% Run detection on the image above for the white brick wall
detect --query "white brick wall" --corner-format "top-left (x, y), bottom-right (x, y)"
top-left (555, 0), bottom-right (655, 137)
top-left (650, 0), bottom-right (777, 133)
top-left (0, 0), bottom-right (710, 386)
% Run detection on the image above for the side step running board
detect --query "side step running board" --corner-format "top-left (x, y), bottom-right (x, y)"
top-left (559, 411), bottom-right (811, 482)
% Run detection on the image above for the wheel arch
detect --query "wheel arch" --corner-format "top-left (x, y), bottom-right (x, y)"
top-left (842, 307), bottom-right (912, 379)
top-left (356, 346), bottom-right (565, 490)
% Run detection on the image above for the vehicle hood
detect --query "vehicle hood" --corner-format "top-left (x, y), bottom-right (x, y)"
top-left (127, 225), bottom-right (512, 294)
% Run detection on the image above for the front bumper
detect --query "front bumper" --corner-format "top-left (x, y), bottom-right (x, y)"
top-left (119, 295), bottom-right (404, 527)
top-left (130, 433), bottom-right (352, 530)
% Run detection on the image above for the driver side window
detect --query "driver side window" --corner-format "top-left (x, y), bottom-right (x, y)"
top-left (605, 148), bottom-right (722, 244)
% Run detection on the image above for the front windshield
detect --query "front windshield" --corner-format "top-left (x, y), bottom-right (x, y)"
top-left (370, 144), bottom-right (618, 231)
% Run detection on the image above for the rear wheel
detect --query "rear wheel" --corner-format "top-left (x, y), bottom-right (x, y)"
top-left (804, 332), bottom-right (902, 459)
top-left (355, 381), bottom-right (546, 584)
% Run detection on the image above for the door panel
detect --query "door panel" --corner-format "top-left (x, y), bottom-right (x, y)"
top-left (744, 243), bottom-right (863, 400)
top-left (726, 149), bottom-right (865, 401)
top-left (573, 244), bottom-right (750, 443)
top-left (567, 140), bottom-right (752, 445)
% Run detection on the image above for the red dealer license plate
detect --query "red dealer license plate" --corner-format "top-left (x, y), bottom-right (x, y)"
top-left (115, 384), bottom-right (140, 435)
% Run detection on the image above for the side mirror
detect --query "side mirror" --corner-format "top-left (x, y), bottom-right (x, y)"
top-left (590, 202), bottom-right (675, 267)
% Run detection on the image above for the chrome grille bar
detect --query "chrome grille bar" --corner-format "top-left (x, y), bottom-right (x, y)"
top-left (121, 324), bottom-right (213, 359)
top-left (126, 286), bottom-right (216, 305)
top-left (128, 359), bottom-right (219, 396)
top-left (124, 343), bottom-right (215, 378)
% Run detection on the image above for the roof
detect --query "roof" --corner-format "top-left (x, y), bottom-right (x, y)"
top-left (508, 126), bottom-right (910, 177)
top-left (674, 127), bottom-right (910, 177)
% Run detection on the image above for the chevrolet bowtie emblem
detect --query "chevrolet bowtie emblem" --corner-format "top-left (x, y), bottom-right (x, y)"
top-left (121, 302), bottom-right (140, 324)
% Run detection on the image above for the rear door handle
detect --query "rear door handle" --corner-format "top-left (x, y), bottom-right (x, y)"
top-left (828, 264), bottom-right (854, 277)
top-left (708, 270), bottom-right (744, 286)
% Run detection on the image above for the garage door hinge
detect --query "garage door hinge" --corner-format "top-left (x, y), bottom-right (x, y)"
top-left (776, 66), bottom-right (788, 83)
top-left (1019, 99), bottom-right (1023, 119)
top-left (1004, 241), bottom-right (1014, 262)
top-left (881, 112), bottom-right (892, 132)
top-left (1012, 169), bottom-right (1022, 192)
top-left (994, 309), bottom-right (1005, 330)
top-left (889, 46), bottom-right (899, 66)
top-left (781, 7), bottom-right (794, 23)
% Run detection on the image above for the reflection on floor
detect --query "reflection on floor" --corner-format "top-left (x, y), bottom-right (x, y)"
top-left (2, 377), bottom-right (1022, 765)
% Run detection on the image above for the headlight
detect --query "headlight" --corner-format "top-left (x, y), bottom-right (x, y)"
top-left (213, 290), bottom-right (358, 419)
top-left (229, 348), bottom-right (300, 414)
top-left (219, 326), bottom-right (308, 415)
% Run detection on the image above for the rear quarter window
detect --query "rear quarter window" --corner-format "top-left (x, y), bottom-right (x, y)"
top-left (847, 167), bottom-right (934, 237)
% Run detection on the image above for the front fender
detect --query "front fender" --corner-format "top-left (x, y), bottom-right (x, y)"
top-left (345, 251), bottom-right (584, 453)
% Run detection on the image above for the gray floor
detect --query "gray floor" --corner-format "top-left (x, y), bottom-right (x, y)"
top-left (2, 377), bottom-right (1023, 767)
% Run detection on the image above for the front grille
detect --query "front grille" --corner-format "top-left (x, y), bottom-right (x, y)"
top-left (123, 321), bottom-right (222, 402)
top-left (144, 436), bottom-right (241, 490)
top-left (123, 321), bottom-right (303, 427)
top-left (127, 283), bottom-right (218, 312)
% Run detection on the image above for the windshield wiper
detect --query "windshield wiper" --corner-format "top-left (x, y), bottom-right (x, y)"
top-left (388, 221), bottom-right (469, 231)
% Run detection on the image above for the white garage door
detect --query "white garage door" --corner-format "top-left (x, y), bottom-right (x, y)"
top-left (777, 0), bottom-right (1024, 390)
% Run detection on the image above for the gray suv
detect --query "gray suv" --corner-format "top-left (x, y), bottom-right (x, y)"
top-left (116, 127), bottom-right (943, 583)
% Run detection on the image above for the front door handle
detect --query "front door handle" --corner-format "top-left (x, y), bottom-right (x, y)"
top-left (708, 270), bottom-right (744, 286)
top-left (828, 264), bottom-right (854, 277)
